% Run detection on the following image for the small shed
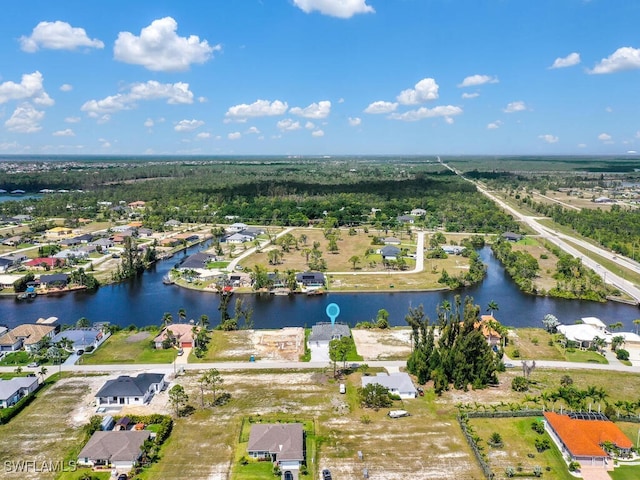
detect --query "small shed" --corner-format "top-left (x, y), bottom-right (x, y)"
top-left (100, 415), bottom-right (115, 431)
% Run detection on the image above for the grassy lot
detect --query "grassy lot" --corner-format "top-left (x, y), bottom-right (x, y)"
top-left (610, 465), bottom-right (640, 480)
top-left (506, 328), bottom-right (565, 361)
top-left (139, 369), bottom-right (483, 479)
top-left (506, 328), bottom-right (608, 364)
top-left (0, 351), bottom-right (33, 366)
top-left (470, 416), bottom-right (573, 480)
top-left (189, 330), bottom-right (256, 362)
top-left (81, 330), bottom-right (177, 364)
top-left (0, 374), bottom-right (92, 480)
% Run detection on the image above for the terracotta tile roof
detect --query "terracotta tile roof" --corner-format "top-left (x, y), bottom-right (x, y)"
top-left (544, 412), bottom-right (633, 457)
top-left (476, 315), bottom-right (502, 339)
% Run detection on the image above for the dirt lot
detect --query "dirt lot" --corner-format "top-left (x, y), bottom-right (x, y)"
top-left (250, 327), bottom-right (305, 361)
top-left (351, 328), bottom-right (412, 360)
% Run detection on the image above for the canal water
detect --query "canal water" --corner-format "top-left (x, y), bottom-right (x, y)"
top-left (1, 246), bottom-right (638, 330)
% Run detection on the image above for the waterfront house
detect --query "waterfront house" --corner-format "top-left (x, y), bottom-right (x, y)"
top-left (51, 328), bottom-right (104, 353)
top-left (502, 232), bottom-right (523, 242)
top-left (0, 324), bottom-right (56, 353)
top-left (0, 376), bottom-right (39, 408)
top-left (227, 222), bottom-right (248, 233)
top-left (154, 324), bottom-right (198, 349)
top-left (77, 430), bottom-right (151, 470)
top-left (361, 372), bottom-right (418, 399)
top-left (177, 252), bottom-right (216, 272)
top-left (95, 373), bottom-right (166, 406)
top-left (477, 315), bottom-right (503, 347)
top-left (225, 232), bottom-right (254, 244)
top-left (295, 272), bottom-right (326, 288)
top-left (308, 322), bottom-right (351, 346)
top-left (442, 245), bottom-right (465, 255)
top-left (247, 423), bottom-right (304, 477)
top-left (39, 273), bottom-right (70, 289)
top-left (544, 412), bottom-right (632, 467)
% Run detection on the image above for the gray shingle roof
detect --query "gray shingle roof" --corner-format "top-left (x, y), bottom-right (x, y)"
top-left (0, 377), bottom-right (38, 401)
top-left (95, 373), bottom-right (164, 398)
top-left (308, 322), bottom-right (351, 342)
top-left (361, 372), bottom-right (417, 395)
top-left (247, 423), bottom-right (304, 462)
top-left (78, 431), bottom-right (150, 463)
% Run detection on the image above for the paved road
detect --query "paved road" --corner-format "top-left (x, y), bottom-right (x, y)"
top-left (440, 160), bottom-right (640, 304)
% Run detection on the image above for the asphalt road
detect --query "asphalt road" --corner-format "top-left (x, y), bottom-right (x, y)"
top-left (440, 160), bottom-right (640, 304)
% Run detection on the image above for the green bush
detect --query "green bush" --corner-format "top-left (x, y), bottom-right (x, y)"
top-left (616, 349), bottom-right (630, 361)
top-left (511, 376), bottom-right (529, 392)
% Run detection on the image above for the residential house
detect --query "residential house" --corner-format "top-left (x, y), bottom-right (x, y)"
top-left (502, 232), bottom-right (523, 242)
top-left (0, 324), bottom-right (56, 353)
top-left (382, 237), bottom-right (401, 245)
top-left (138, 227), bottom-right (153, 237)
top-left (477, 315), bottom-right (502, 347)
top-left (380, 245), bottom-right (401, 260)
top-left (77, 430), bottom-right (151, 470)
top-left (295, 272), bottom-right (326, 288)
top-left (60, 237), bottom-right (82, 247)
top-left (90, 238), bottom-right (114, 250)
top-left (308, 322), bottom-right (351, 348)
top-left (544, 412), bottom-right (632, 467)
top-left (177, 252), bottom-right (216, 272)
top-left (39, 273), bottom-right (70, 289)
top-left (0, 376), bottom-right (39, 408)
top-left (2, 236), bottom-right (23, 247)
top-left (95, 373), bottom-right (166, 406)
top-left (397, 215), bottom-right (414, 224)
top-left (410, 208), bottom-right (427, 216)
top-left (45, 226), bottom-right (73, 239)
top-left (154, 324), bottom-right (198, 349)
top-left (0, 274), bottom-right (25, 289)
top-left (227, 222), bottom-right (248, 233)
top-left (361, 372), bottom-right (418, 399)
top-left (25, 257), bottom-right (65, 270)
top-left (442, 245), bottom-right (465, 255)
top-left (0, 257), bottom-right (13, 273)
top-left (557, 323), bottom-right (606, 350)
top-left (225, 232), bottom-right (254, 244)
top-left (175, 233), bottom-right (199, 243)
top-left (164, 219), bottom-right (181, 228)
top-left (53, 249), bottom-right (89, 261)
top-left (3, 253), bottom-right (27, 266)
top-left (51, 328), bottom-right (105, 353)
top-left (11, 214), bottom-right (32, 223)
top-left (127, 201), bottom-right (146, 209)
top-left (247, 423), bottom-right (305, 477)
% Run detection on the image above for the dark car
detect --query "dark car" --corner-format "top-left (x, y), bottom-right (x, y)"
top-left (284, 472), bottom-right (293, 480)
top-left (322, 468), bottom-right (332, 480)
top-left (117, 474), bottom-right (128, 480)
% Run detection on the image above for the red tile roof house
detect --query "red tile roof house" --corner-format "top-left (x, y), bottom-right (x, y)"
top-left (247, 423), bottom-right (304, 478)
top-left (544, 412), bottom-right (633, 469)
top-left (25, 257), bottom-right (65, 270)
top-left (153, 324), bottom-right (198, 349)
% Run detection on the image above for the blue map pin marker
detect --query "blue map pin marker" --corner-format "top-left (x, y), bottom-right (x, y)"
top-left (326, 303), bottom-right (340, 325)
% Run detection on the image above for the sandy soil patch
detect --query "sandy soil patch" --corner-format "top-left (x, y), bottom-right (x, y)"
top-left (126, 331), bottom-right (151, 343)
top-left (250, 327), bottom-right (305, 361)
top-left (351, 328), bottom-right (412, 360)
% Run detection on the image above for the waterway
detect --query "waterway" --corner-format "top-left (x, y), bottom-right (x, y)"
top-left (0, 246), bottom-right (638, 330)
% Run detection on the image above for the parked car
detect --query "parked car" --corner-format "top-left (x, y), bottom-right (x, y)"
top-left (322, 469), bottom-right (332, 480)
top-left (417, 386), bottom-right (424, 396)
top-left (177, 348), bottom-right (184, 356)
top-left (504, 362), bottom-right (515, 368)
top-left (339, 383), bottom-right (346, 394)
top-left (117, 474), bottom-right (128, 480)
top-left (27, 362), bottom-right (39, 368)
top-left (388, 410), bottom-right (410, 418)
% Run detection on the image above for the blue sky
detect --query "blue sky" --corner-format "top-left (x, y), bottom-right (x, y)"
top-left (1, 0), bottom-right (639, 156)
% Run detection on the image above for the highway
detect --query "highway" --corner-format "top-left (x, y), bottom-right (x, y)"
top-left (440, 159), bottom-right (640, 304)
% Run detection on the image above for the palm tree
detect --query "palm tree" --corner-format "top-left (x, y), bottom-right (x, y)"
top-left (486, 300), bottom-right (499, 317)
top-left (161, 312), bottom-right (173, 329)
top-left (349, 255), bottom-right (360, 270)
top-left (633, 319), bottom-right (640, 335)
top-left (608, 321), bottom-right (623, 333)
top-left (178, 308), bottom-right (186, 324)
top-left (199, 314), bottom-right (209, 329)
top-left (76, 317), bottom-right (90, 328)
top-left (38, 366), bottom-right (48, 382)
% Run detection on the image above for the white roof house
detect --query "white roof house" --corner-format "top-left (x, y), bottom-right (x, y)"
top-left (581, 317), bottom-right (607, 331)
top-left (361, 372), bottom-right (417, 399)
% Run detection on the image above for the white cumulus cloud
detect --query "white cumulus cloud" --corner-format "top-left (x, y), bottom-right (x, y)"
top-left (457, 74), bottom-right (499, 88)
top-left (348, 117), bottom-right (361, 126)
top-left (196, 132), bottom-right (211, 139)
top-left (293, 0), bottom-right (374, 18)
top-left (228, 132), bottom-right (241, 140)
top-left (549, 52), bottom-right (581, 69)
top-left (462, 92), bottom-right (479, 99)
top-left (589, 47), bottom-right (640, 74)
top-left (5, 103), bottom-right (45, 133)
top-left (312, 129), bottom-right (325, 137)
top-left (487, 121), bottom-right (502, 129)
top-left (53, 128), bottom-right (75, 137)
top-left (144, 118), bottom-right (154, 128)
top-left (20, 21), bottom-right (104, 52)
top-left (174, 119), bottom-right (204, 132)
top-left (305, 121), bottom-right (316, 130)
top-left (397, 78), bottom-right (439, 105)
top-left (277, 119), bottom-right (302, 131)
top-left (0, 71), bottom-right (54, 106)
top-left (59, 84), bottom-right (73, 92)
top-left (598, 133), bottom-right (612, 141)
top-left (81, 81), bottom-right (194, 116)
top-left (245, 126), bottom-right (261, 134)
top-left (225, 99), bottom-right (288, 121)
top-left (539, 134), bottom-right (559, 144)
top-left (389, 105), bottom-right (463, 122)
top-left (503, 101), bottom-right (527, 113)
top-left (65, 116), bottom-right (80, 123)
top-left (114, 17), bottom-right (220, 72)
top-left (289, 100), bottom-right (331, 119)
top-left (364, 101), bottom-right (398, 114)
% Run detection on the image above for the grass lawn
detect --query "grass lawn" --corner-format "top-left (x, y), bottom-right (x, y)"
top-left (609, 465), bottom-right (640, 480)
top-left (564, 349), bottom-right (608, 364)
top-left (506, 328), bottom-right (565, 361)
top-left (81, 330), bottom-right (176, 364)
top-left (189, 330), bottom-right (255, 362)
top-left (0, 351), bottom-right (32, 366)
top-left (470, 416), bottom-right (574, 480)
top-left (0, 374), bottom-right (92, 480)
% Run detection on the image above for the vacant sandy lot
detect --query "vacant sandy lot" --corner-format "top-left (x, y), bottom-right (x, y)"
top-left (351, 328), bottom-right (413, 360)
top-left (250, 327), bottom-right (305, 361)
